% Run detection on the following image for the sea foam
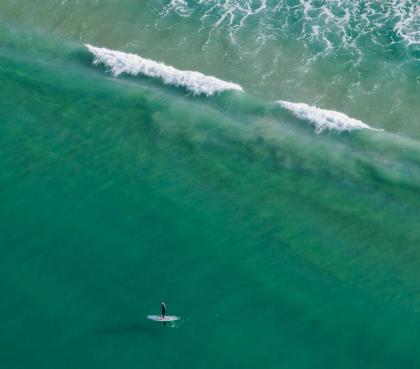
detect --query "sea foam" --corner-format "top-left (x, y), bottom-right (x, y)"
top-left (85, 44), bottom-right (243, 96)
top-left (278, 100), bottom-right (383, 133)
top-left (163, 1), bottom-right (419, 60)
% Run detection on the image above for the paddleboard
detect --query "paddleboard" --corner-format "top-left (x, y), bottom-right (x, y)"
top-left (147, 315), bottom-right (179, 322)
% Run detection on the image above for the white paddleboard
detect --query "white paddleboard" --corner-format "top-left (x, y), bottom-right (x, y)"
top-left (147, 315), bottom-right (179, 322)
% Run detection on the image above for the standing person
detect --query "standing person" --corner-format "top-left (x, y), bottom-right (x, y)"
top-left (161, 302), bottom-right (166, 319)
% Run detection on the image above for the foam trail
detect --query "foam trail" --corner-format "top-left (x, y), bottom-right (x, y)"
top-left (278, 101), bottom-right (383, 133)
top-left (85, 44), bottom-right (243, 96)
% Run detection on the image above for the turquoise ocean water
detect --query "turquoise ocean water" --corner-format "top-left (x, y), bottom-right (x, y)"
top-left (1, 1), bottom-right (420, 368)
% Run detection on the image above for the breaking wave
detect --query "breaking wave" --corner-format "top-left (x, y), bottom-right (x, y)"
top-left (85, 44), bottom-right (385, 135)
top-left (85, 44), bottom-right (243, 96)
top-left (278, 101), bottom-right (383, 133)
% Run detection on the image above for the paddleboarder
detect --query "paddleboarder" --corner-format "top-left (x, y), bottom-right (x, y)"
top-left (161, 302), bottom-right (166, 319)
top-left (146, 303), bottom-right (178, 324)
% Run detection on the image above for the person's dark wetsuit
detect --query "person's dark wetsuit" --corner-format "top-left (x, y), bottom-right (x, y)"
top-left (161, 302), bottom-right (166, 319)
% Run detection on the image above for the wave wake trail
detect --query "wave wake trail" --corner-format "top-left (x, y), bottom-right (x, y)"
top-left (278, 101), bottom-right (383, 134)
top-left (85, 44), bottom-right (243, 96)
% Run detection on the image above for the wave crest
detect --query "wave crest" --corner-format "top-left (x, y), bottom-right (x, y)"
top-left (85, 44), bottom-right (243, 96)
top-left (278, 100), bottom-right (383, 134)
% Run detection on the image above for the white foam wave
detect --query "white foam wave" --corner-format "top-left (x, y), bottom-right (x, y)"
top-left (85, 44), bottom-right (243, 96)
top-left (278, 100), bottom-right (383, 133)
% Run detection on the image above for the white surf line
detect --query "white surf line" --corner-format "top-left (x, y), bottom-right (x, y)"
top-left (85, 44), bottom-right (243, 96)
top-left (277, 100), bottom-right (384, 133)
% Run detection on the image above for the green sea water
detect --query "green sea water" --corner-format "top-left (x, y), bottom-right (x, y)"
top-left (1, 1), bottom-right (420, 368)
